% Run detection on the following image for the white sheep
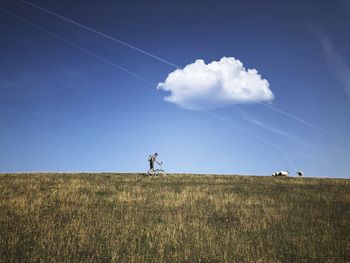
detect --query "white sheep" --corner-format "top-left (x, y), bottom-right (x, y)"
top-left (279, 170), bottom-right (289, 176)
top-left (272, 170), bottom-right (289, 177)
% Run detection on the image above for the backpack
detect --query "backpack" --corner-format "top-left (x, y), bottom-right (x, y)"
top-left (148, 155), bottom-right (152, 162)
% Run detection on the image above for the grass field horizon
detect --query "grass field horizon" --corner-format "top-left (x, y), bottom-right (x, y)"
top-left (2, 172), bottom-right (348, 179)
top-left (1, 172), bottom-right (349, 262)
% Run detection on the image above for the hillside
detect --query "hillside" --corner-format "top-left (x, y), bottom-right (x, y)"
top-left (0, 173), bottom-right (349, 262)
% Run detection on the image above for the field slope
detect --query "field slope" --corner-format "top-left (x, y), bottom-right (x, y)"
top-left (0, 173), bottom-right (349, 262)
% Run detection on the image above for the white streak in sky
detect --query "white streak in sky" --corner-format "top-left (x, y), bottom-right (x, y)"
top-left (205, 110), bottom-right (297, 171)
top-left (0, 8), bottom-right (154, 86)
top-left (319, 34), bottom-right (350, 99)
top-left (257, 100), bottom-right (348, 140)
top-left (20, 0), bottom-right (180, 69)
top-left (240, 113), bottom-right (296, 139)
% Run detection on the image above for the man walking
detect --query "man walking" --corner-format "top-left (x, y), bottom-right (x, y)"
top-left (148, 153), bottom-right (162, 176)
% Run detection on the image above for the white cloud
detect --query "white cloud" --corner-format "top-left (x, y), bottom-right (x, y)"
top-left (157, 57), bottom-right (274, 110)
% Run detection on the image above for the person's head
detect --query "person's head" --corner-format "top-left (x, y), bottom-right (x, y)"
top-left (155, 153), bottom-right (158, 156)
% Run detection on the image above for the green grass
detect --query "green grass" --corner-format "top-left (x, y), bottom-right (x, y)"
top-left (0, 173), bottom-right (349, 262)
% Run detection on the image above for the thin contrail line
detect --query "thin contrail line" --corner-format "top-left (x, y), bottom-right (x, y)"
top-left (256, 101), bottom-right (348, 139)
top-left (205, 110), bottom-right (297, 171)
top-left (19, 0), bottom-right (180, 69)
top-left (0, 8), bottom-right (155, 86)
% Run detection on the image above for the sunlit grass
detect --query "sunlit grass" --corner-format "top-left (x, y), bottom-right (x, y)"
top-left (0, 173), bottom-right (349, 262)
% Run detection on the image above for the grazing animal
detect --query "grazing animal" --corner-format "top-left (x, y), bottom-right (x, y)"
top-left (272, 170), bottom-right (289, 177)
top-left (297, 171), bottom-right (303, 177)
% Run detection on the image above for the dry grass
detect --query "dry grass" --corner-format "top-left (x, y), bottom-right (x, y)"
top-left (0, 173), bottom-right (349, 262)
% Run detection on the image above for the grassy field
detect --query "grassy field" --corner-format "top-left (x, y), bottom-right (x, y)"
top-left (0, 173), bottom-right (349, 262)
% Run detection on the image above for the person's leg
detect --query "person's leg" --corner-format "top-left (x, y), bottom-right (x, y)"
top-left (148, 162), bottom-right (154, 176)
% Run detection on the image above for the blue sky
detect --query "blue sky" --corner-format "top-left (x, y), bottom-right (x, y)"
top-left (1, 0), bottom-right (350, 177)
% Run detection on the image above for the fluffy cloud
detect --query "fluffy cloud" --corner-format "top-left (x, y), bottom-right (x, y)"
top-left (157, 57), bottom-right (274, 110)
